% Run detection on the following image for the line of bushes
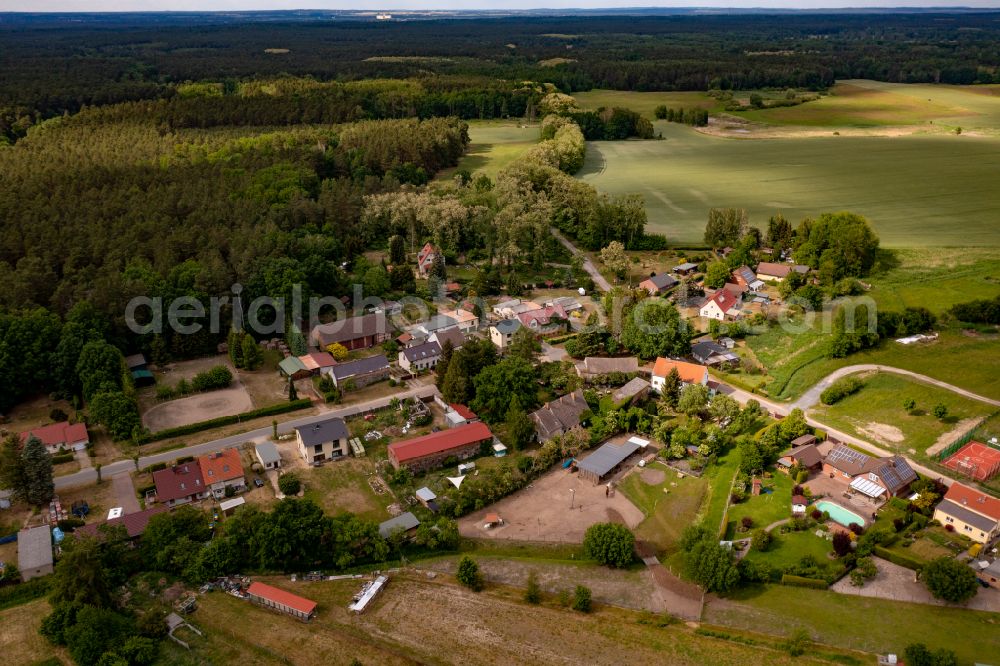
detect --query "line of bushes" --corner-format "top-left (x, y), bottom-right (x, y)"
top-left (51, 453), bottom-right (75, 464)
top-left (873, 546), bottom-right (924, 571)
top-left (819, 376), bottom-right (865, 405)
top-left (780, 574), bottom-right (829, 589)
top-left (136, 399), bottom-right (312, 444)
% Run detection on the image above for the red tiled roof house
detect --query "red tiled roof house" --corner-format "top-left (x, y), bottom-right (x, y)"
top-left (153, 461), bottom-right (209, 507)
top-left (20, 422), bottom-right (89, 454)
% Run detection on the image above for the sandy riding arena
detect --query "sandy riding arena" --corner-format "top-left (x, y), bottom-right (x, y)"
top-left (459, 466), bottom-right (644, 543)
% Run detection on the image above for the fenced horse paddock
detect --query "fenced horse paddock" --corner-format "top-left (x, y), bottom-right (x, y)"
top-left (458, 464), bottom-right (644, 543)
top-left (941, 440), bottom-right (1000, 482)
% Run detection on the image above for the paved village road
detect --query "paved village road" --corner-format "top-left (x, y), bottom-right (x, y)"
top-left (51, 385), bottom-right (439, 490)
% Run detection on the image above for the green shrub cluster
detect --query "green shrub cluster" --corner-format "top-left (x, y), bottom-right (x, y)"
top-left (819, 376), bottom-right (864, 405)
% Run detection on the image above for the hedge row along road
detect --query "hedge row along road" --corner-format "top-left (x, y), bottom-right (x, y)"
top-left (47, 384), bottom-right (439, 491)
top-left (35, 360), bottom-right (992, 494)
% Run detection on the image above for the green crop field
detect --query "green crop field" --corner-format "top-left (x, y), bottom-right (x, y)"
top-left (578, 122), bottom-right (1000, 247)
top-left (574, 89), bottom-right (721, 117)
top-left (736, 80), bottom-right (1000, 130)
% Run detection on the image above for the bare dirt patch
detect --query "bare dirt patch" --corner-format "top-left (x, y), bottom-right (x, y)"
top-left (458, 466), bottom-right (644, 544)
top-left (854, 421), bottom-right (905, 446)
top-left (926, 417), bottom-right (984, 457)
top-left (640, 468), bottom-right (666, 486)
top-left (142, 385), bottom-right (253, 432)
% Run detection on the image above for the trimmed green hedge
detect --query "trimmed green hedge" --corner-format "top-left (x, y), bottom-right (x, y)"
top-left (874, 546), bottom-right (924, 571)
top-left (51, 453), bottom-right (75, 464)
top-left (780, 574), bottom-right (828, 589)
top-left (546, 333), bottom-right (577, 345)
top-left (137, 399), bottom-right (312, 444)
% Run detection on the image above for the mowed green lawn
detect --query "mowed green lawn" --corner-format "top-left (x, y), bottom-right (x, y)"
top-left (578, 123), bottom-right (1000, 247)
top-left (723, 472), bottom-right (793, 539)
top-left (705, 585), bottom-right (1000, 665)
top-left (809, 372), bottom-right (997, 458)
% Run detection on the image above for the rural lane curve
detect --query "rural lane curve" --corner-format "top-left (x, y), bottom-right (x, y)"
top-left (51, 384), bottom-right (440, 491)
top-left (790, 364), bottom-right (1000, 412)
top-left (713, 380), bottom-right (955, 486)
top-left (550, 227), bottom-right (611, 293)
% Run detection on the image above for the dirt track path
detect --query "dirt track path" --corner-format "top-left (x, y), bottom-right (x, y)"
top-left (790, 364), bottom-right (1000, 412)
top-left (550, 227), bottom-right (611, 292)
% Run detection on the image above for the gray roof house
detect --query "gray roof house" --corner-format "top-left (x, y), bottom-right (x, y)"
top-left (378, 511), bottom-right (421, 539)
top-left (399, 341), bottom-right (442, 372)
top-left (530, 389), bottom-right (590, 441)
top-left (639, 272), bottom-right (679, 295)
top-left (691, 340), bottom-right (739, 366)
top-left (296, 418), bottom-right (349, 447)
top-left (295, 416), bottom-right (350, 464)
top-left (330, 355), bottom-right (390, 389)
top-left (17, 526), bottom-right (54, 581)
top-left (576, 356), bottom-right (640, 379)
top-left (612, 377), bottom-right (651, 405)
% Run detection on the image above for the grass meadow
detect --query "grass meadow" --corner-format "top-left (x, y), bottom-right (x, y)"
top-left (705, 584), bottom-right (1000, 665)
top-left (809, 372), bottom-right (997, 458)
top-left (739, 247), bottom-right (1000, 403)
top-left (735, 80), bottom-right (1000, 130)
top-left (439, 121), bottom-right (539, 180)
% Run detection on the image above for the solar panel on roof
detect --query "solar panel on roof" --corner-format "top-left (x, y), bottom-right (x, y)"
top-left (827, 445), bottom-right (870, 466)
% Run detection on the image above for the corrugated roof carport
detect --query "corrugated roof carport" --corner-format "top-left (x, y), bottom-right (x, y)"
top-left (577, 439), bottom-right (641, 484)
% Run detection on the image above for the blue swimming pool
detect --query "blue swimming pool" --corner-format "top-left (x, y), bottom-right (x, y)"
top-left (815, 500), bottom-right (865, 528)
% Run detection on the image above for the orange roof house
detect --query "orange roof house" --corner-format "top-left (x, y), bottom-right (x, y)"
top-left (650, 358), bottom-right (708, 393)
top-left (198, 448), bottom-right (246, 498)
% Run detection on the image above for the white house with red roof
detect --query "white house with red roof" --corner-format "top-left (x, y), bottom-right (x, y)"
top-left (20, 422), bottom-right (89, 453)
top-left (700, 287), bottom-right (743, 321)
top-left (650, 358), bottom-right (709, 393)
top-left (417, 242), bottom-right (440, 276)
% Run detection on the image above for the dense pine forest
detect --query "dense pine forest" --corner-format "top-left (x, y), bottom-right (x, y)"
top-left (3, 12), bottom-right (1000, 141)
